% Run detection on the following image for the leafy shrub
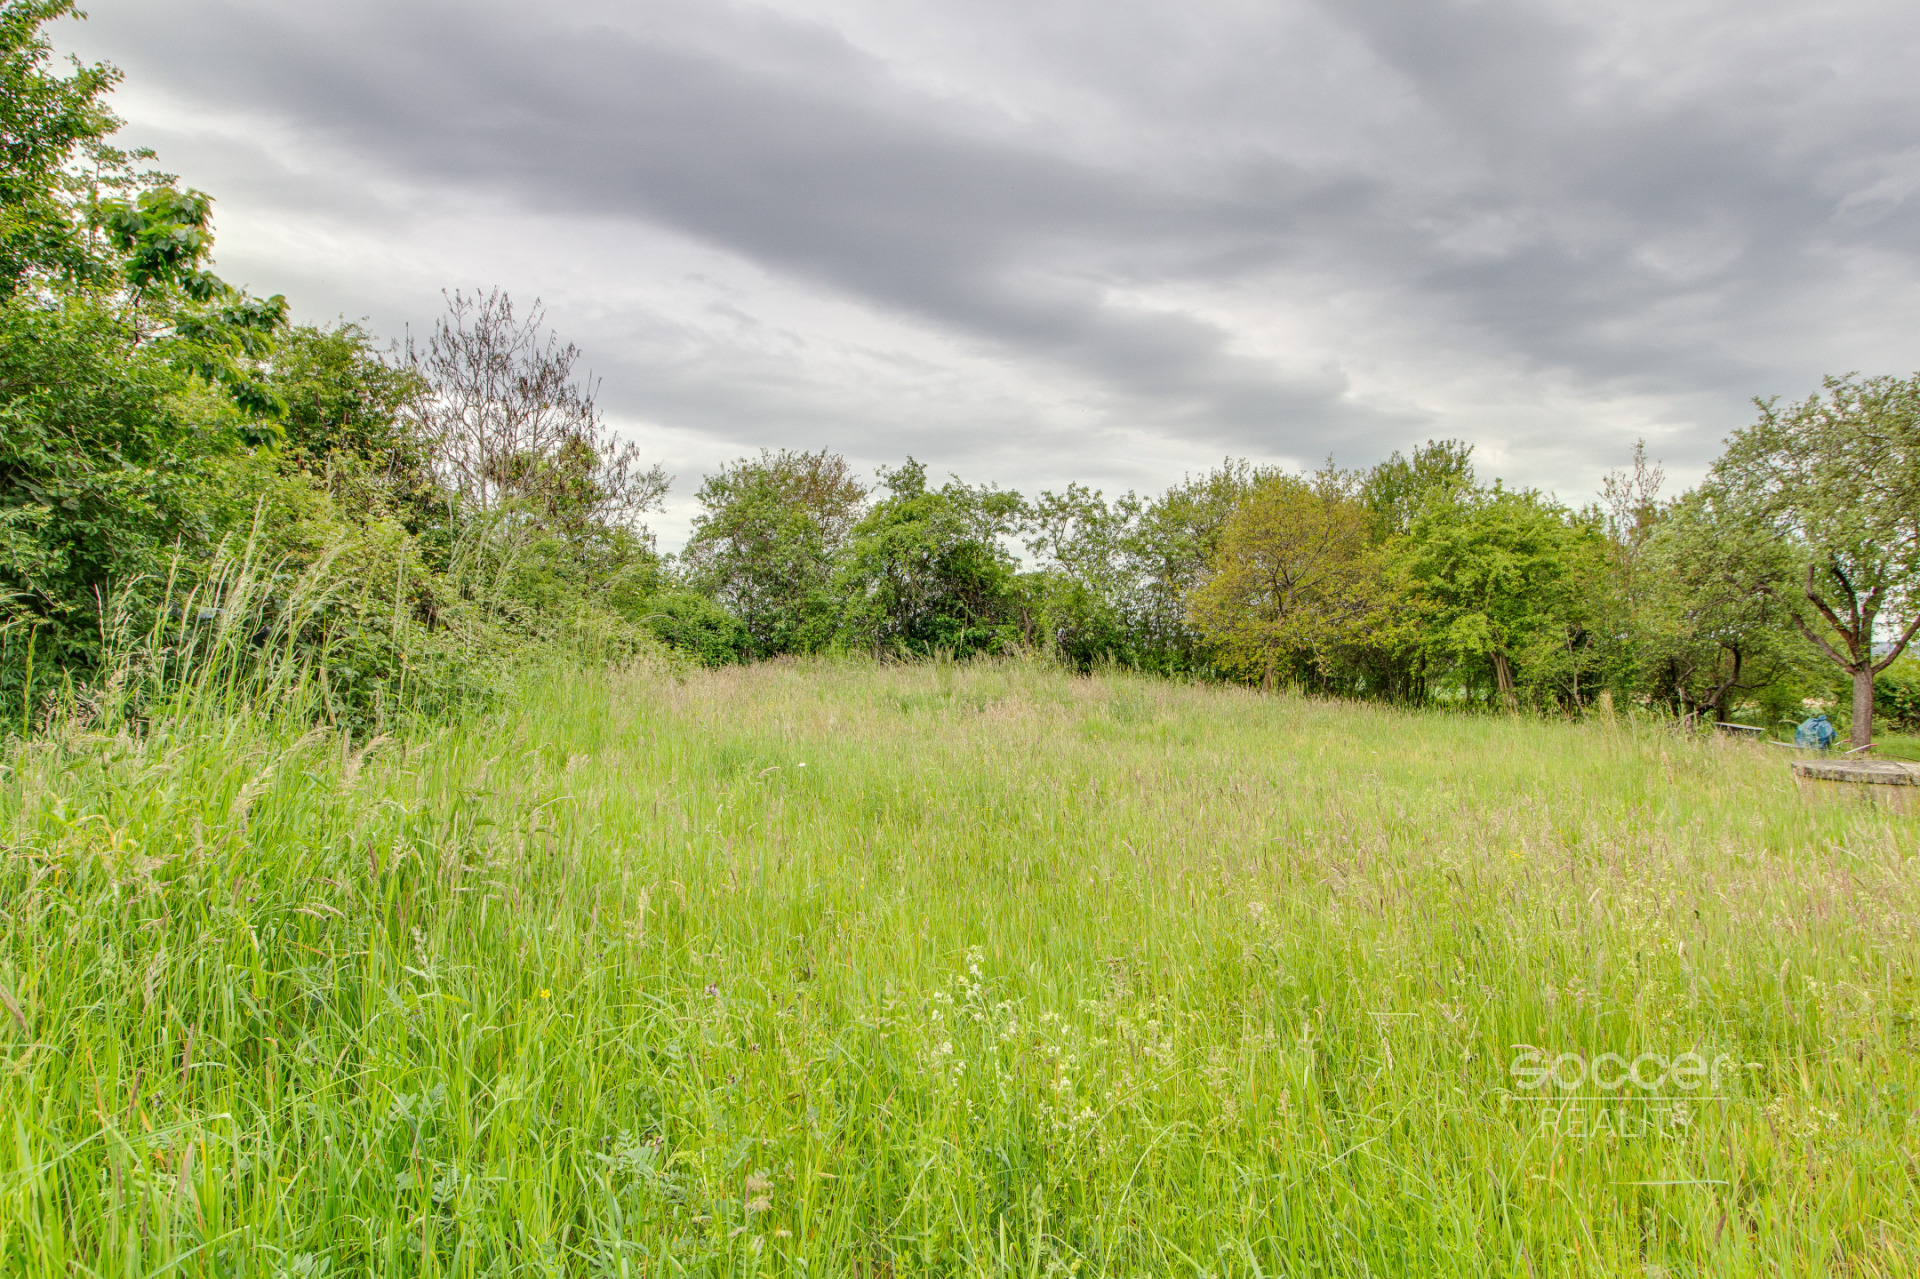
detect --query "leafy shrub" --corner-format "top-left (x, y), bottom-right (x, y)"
top-left (1876, 655), bottom-right (1920, 731)
top-left (638, 590), bottom-right (748, 667)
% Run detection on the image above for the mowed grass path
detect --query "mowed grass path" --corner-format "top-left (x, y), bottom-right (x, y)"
top-left (3, 660), bottom-right (1917, 1277)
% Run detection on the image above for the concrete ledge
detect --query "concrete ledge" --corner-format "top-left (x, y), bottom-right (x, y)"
top-left (1792, 759), bottom-right (1920, 813)
top-left (1791, 759), bottom-right (1920, 786)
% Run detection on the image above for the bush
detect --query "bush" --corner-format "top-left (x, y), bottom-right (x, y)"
top-left (0, 296), bottom-right (236, 678)
top-left (638, 590), bottom-right (748, 667)
top-left (1876, 654), bottom-right (1920, 731)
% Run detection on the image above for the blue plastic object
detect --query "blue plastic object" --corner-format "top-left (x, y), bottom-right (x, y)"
top-left (1793, 713), bottom-right (1836, 750)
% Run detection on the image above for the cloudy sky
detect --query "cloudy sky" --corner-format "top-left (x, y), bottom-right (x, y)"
top-left (55, 0), bottom-right (1920, 546)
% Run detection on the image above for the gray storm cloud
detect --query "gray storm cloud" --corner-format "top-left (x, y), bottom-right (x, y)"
top-left (55, 0), bottom-right (1920, 512)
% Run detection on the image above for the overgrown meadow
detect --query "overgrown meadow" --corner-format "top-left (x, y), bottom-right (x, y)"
top-left (3, 659), bottom-right (1915, 1277)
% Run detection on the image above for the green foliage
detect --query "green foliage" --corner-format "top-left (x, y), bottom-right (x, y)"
top-left (1711, 373), bottom-right (1920, 745)
top-left (1016, 569), bottom-right (1129, 670)
top-left (1876, 654), bottom-right (1920, 731)
top-left (0, 0), bottom-right (125, 292)
top-left (1632, 490), bottom-right (1803, 723)
top-left (0, 179), bottom-right (658, 736)
top-left (97, 185), bottom-right (290, 422)
top-left (1360, 437), bottom-right (1475, 540)
top-left (261, 322), bottom-right (444, 545)
top-left (836, 459), bottom-right (1025, 658)
top-left (0, 4), bottom-right (307, 716)
top-left (682, 449), bottom-right (865, 658)
top-left (637, 588), bottom-right (749, 666)
top-left (1020, 461), bottom-right (1288, 676)
top-left (268, 325), bottom-right (424, 463)
top-left (0, 6), bottom-right (673, 735)
top-left (1187, 469), bottom-right (1383, 688)
top-left (1390, 485), bottom-right (1607, 708)
top-left (1019, 482), bottom-right (1138, 668)
top-left (99, 186), bottom-right (223, 301)
top-left (1120, 460), bottom-right (1277, 673)
top-left (0, 296), bottom-right (240, 672)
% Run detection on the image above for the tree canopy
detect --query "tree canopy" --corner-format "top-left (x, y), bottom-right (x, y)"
top-left (1187, 470), bottom-right (1381, 689)
top-left (1710, 374), bottom-right (1920, 746)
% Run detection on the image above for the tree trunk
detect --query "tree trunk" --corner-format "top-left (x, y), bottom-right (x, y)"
top-left (1852, 666), bottom-right (1875, 750)
top-left (1491, 651), bottom-right (1517, 713)
top-left (1705, 647), bottom-right (1741, 728)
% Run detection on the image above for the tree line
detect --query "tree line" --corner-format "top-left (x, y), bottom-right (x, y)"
top-left (4, 0), bottom-right (1917, 747)
top-left (672, 408), bottom-right (1919, 752)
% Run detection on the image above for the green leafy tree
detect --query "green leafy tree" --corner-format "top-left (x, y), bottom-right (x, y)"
top-left (1361, 439), bottom-right (1476, 540)
top-left (1021, 483), bottom-right (1138, 668)
top-left (1634, 490), bottom-right (1802, 726)
top-left (0, 8), bottom-right (292, 697)
top-left (0, 0), bottom-right (129, 292)
top-left (1116, 460), bottom-right (1282, 673)
top-left (262, 323), bottom-right (440, 525)
top-left (1, 4), bottom-right (288, 419)
top-left (1391, 487), bottom-right (1605, 710)
top-left (1187, 470), bottom-right (1382, 690)
top-left (0, 0), bottom-right (681, 729)
top-left (682, 449), bottom-right (866, 658)
top-left (837, 460), bottom-right (1024, 658)
top-left (0, 297), bottom-right (247, 677)
top-left (89, 185), bottom-right (290, 424)
top-left (1333, 440), bottom-right (1480, 701)
top-left (1709, 374), bottom-right (1920, 748)
top-left (0, 1), bottom-right (325, 722)
top-left (1586, 441), bottom-right (1667, 702)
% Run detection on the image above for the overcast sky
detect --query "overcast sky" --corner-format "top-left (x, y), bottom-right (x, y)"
top-left (56, 0), bottom-right (1920, 546)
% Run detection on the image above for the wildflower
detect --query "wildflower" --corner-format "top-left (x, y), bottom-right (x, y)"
top-left (539, 989), bottom-right (551, 1000)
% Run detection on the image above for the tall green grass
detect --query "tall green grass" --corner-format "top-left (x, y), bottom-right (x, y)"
top-left (1, 658), bottom-right (1915, 1276)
